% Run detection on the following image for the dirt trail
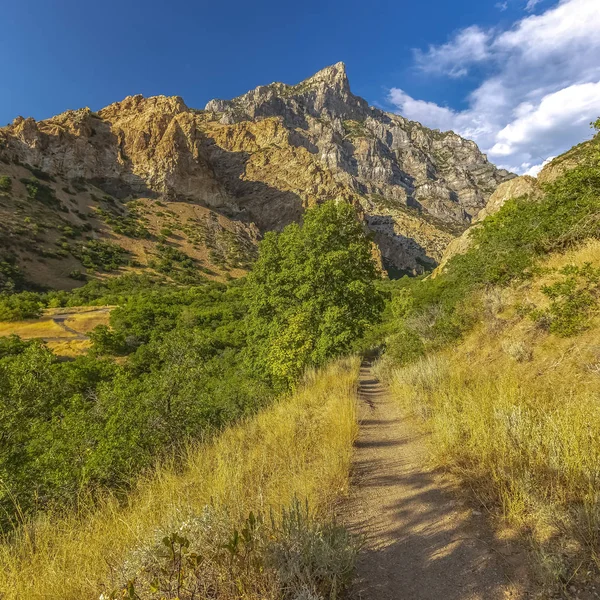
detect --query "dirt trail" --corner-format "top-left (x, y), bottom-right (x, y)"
top-left (346, 360), bottom-right (531, 600)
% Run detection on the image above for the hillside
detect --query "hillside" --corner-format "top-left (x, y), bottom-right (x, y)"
top-left (433, 136), bottom-right (596, 274)
top-left (0, 63), bottom-right (511, 291)
top-left (374, 123), bottom-right (600, 593)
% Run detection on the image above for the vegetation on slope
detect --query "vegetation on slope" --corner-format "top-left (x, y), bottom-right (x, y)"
top-left (0, 200), bottom-right (382, 598)
top-left (372, 122), bottom-right (600, 589)
top-left (0, 358), bottom-right (360, 600)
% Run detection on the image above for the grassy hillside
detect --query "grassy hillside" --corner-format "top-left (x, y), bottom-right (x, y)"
top-left (372, 123), bottom-right (600, 590)
top-left (0, 358), bottom-right (360, 600)
top-left (0, 161), bottom-right (255, 292)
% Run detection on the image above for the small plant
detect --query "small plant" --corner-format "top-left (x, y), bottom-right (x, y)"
top-left (342, 119), bottom-right (370, 140)
top-left (114, 502), bottom-right (358, 600)
top-left (20, 177), bottom-right (59, 207)
top-left (0, 175), bottom-right (12, 193)
top-left (531, 263), bottom-right (600, 337)
top-left (150, 244), bottom-right (205, 284)
top-left (501, 339), bottom-right (533, 362)
top-left (71, 240), bottom-right (130, 272)
top-left (68, 269), bottom-right (87, 281)
top-left (95, 207), bottom-right (150, 238)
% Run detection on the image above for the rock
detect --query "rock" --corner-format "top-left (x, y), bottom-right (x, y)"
top-left (474, 175), bottom-right (540, 223)
top-left (0, 63), bottom-right (514, 275)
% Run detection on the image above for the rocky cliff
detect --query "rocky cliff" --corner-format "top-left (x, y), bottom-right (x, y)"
top-left (0, 62), bottom-right (512, 288)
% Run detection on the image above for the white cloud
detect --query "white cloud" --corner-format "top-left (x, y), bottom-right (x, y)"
top-left (413, 26), bottom-right (491, 78)
top-left (490, 82), bottom-right (600, 157)
top-left (496, 2), bottom-right (508, 11)
top-left (525, 0), bottom-right (543, 11)
top-left (523, 156), bottom-right (555, 176)
top-left (388, 0), bottom-right (600, 174)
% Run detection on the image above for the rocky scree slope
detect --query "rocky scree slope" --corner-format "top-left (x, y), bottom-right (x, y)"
top-left (0, 62), bottom-right (511, 288)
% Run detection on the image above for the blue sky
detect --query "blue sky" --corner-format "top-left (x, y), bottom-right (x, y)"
top-left (1, 0), bottom-right (599, 174)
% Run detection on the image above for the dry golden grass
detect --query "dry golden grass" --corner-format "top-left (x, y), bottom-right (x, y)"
top-left (0, 308), bottom-right (111, 357)
top-left (0, 318), bottom-right (70, 339)
top-left (0, 357), bottom-right (359, 600)
top-left (46, 338), bottom-right (92, 357)
top-left (378, 242), bottom-right (600, 585)
top-left (63, 310), bottom-right (111, 333)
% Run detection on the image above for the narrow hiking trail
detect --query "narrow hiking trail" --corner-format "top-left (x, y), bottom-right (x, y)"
top-left (346, 360), bottom-right (531, 600)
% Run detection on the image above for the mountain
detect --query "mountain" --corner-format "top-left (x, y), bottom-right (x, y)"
top-left (0, 63), bottom-right (512, 290)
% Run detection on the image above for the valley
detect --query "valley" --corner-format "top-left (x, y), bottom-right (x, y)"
top-left (0, 58), bottom-right (599, 600)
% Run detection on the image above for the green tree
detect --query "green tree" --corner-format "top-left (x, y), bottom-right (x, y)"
top-left (246, 201), bottom-right (384, 387)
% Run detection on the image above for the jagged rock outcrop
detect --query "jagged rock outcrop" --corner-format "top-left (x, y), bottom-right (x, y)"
top-left (0, 62), bottom-right (513, 280)
top-left (206, 62), bottom-right (512, 223)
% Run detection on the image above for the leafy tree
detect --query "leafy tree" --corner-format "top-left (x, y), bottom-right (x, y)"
top-left (246, 201), bottom-right (384, 387)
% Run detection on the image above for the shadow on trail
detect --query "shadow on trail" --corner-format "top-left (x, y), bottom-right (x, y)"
top-left (347, 360), bottom-right (529, 600)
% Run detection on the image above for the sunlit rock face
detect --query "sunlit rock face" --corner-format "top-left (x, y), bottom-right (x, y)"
top-left (1, 63), bottom-right (513, 276)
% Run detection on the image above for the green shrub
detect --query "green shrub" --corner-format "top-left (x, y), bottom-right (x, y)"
top-left (71, 240), bottom-right (129, 271)
top-left (0, 291), bottom-right (44, 320)
top-left (0, 257), bottom-right (25, 293)
top-left (21, 177), bottom-right (59, 207)
top-left (121, 501), bottom-right (357, 600)
top-left (0, 334), bottom-right (36, 358)
top-left (150, 244), bottom-right (205, 284)
top-left (375, 127), bottom-right (600, 364)
top-left (68, 269), bottom-right (87, 281)
top-left (384, 326), bottom-right (425, 366)
top-left (95, 206), bottom-right (150, 238)
top-left (531, 263), bottom-right (600, 336)
top-left (0, 175), bottom-right (11, 193)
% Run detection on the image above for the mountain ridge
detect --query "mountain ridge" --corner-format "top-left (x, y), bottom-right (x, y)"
top-left (0, 63), bottom-right (513, 289)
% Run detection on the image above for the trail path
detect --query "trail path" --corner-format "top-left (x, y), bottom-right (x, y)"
top-left (48, 308), bottom-right (112, 342)
top-left (346, 360), bottom-right (531, 600)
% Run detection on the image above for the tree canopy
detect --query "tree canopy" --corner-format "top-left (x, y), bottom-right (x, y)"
top-left (246, 201), bottom-right (384, 387)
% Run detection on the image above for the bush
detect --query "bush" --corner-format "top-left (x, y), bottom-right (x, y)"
top-left (68, 270), bottom-right (87, 281)
top-left (531, 263), bottom-right (600, 336)
top-left (150, 244), bottom-right (205, 284)
top-left (0, 291), bottom-right (44, 320)
top-left (21, 177), bottom-right (59, 207)
top-left (0, 257), bottom-right (25, 293)
top-left (0, 334), bottom-right (36, 358)
top-left (72, 240), bottom-right (129, 271)
top-left (0, 279), bottom-right (273, 528)
top-left (120, 501), bottom-right (357, 600)
top-left (0, 175), bottom-right (11, 193)
top-left (376, 127), bottom-right (600, 365)
top-left (384, 326), bottom-right (425, 366)
top-left (95, 207), bottom-right (150, 238)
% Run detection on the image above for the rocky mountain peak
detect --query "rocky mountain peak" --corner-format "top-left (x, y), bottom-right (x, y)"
top-left (301, 61), bottom-right (350, 93)
top-left (204, 61), bottom-right (367, 125)
top-left (0, 63), bottom-right (514, 285)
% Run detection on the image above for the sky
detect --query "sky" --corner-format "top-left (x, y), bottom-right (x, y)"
top-left (1, 0), bottom-right (599, 175)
